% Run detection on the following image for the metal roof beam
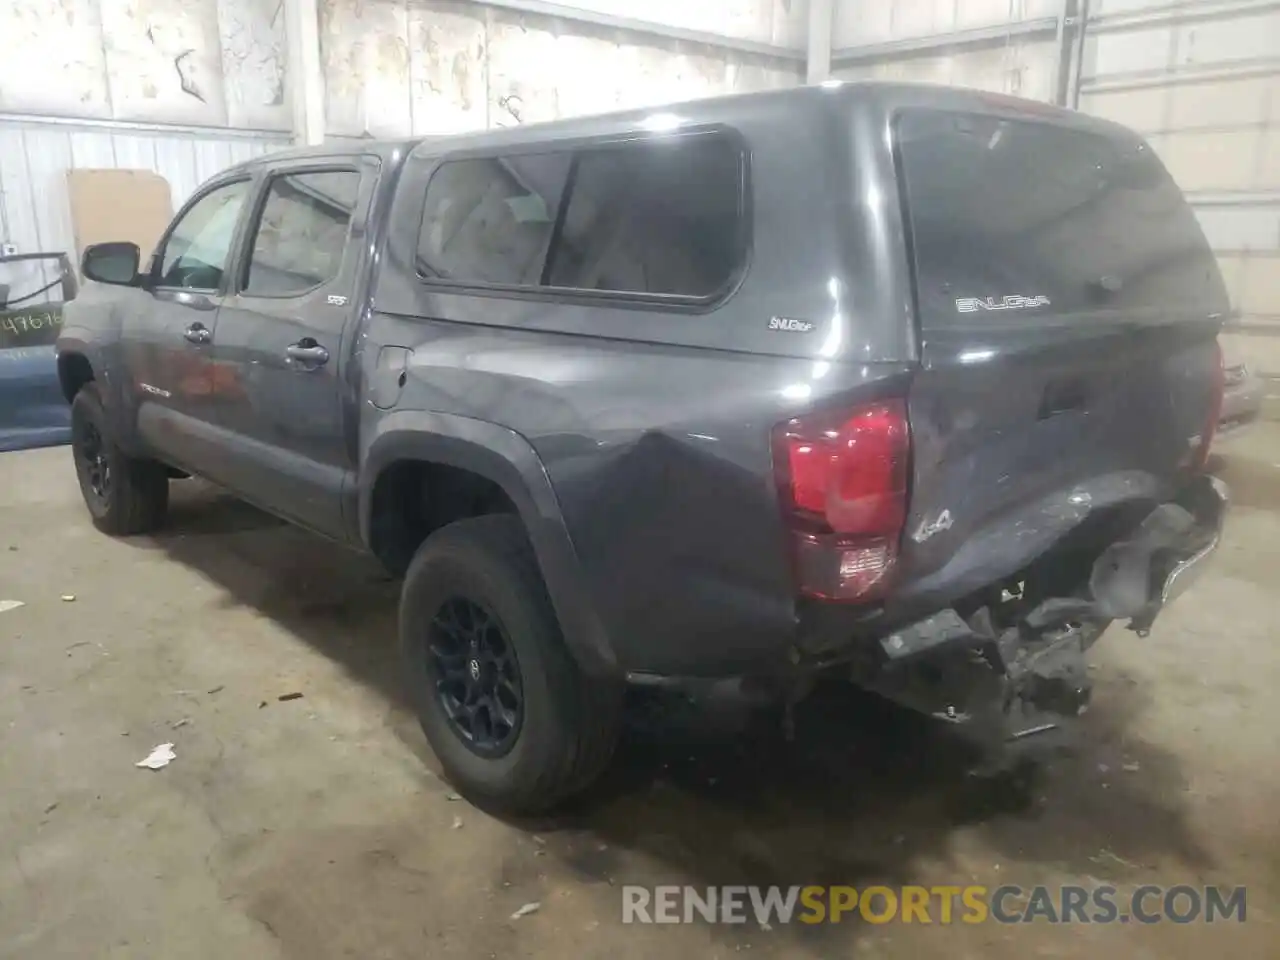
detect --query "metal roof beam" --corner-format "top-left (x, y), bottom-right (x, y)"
top-left (462, 0), bottom-right (806, 62)
top-left (831, 17), bottom-right (1060, 68)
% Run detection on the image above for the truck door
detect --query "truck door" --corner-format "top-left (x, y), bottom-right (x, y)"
top-left (209, 158), bottom-right (377, 539)
top-left (123, 177), bottom-right (254, 478)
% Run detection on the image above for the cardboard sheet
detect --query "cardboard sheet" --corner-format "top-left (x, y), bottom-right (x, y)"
top-left (65, 169), bottom-right (173, 263)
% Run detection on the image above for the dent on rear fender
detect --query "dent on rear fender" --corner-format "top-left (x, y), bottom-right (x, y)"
top-left (541, 429), bottom-right (797, 675)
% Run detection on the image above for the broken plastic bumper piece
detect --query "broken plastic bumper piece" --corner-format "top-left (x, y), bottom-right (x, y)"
top-left (865, 474), bottom-right (1229, 749)
top-left (1089, 473), bottom-right (1228, 636)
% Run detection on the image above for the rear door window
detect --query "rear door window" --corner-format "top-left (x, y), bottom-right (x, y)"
top-left (895, 110), bottom-right (1226, 328)
top-left (243, 169), bottom-right (360, 297)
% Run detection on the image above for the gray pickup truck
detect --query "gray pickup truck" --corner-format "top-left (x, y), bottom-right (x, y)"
top-left (57, 83), bottom-right (1228, 812)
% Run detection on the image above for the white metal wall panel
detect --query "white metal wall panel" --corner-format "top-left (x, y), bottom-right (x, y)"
top-left (321, 0), bottom-right (415, 137)
top-left (1080, 0), bottom-right (1280, 337)
top-left (320, 0), bottom-right (803, 137)
top-left (484, 12), bottom-right (798, 128)
top-left (834, 40), bottom-right (1058, 100)
top-left (22, 130), bottom-right (75, 293)
top-left (100, 0), bottom-right (230, 126)
top-left (1197, 205), bottom-right (1280, 252)
top-left (0, 0), bottom-right (112, 119)
top-left (1088, 7), bottom-right (1278, 74)
top-left (0, 126), bottom-right (54, 295)
top-left (218, 0), bottom-right (289, 129)
top-left (835, 0), bottom-right (1059, 46)
top-left (0, 121), bottom-right (286, 272)
top-left (408, 4), bottom-right (491, 135)
top-left (831, 0), bottom-right (1062, 100)
top-left (553, 0), bottom-right (809, 46)
top-left (0, 0), bottom-right (288, 131)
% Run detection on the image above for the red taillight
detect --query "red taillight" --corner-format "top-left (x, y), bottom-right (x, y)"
top-left (773, 399), bottom-right (910, 602)
top-left (1191, 340), bottom-right (1225, 472)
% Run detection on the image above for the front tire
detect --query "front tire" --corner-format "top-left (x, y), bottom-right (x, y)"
top-left (70, 383), bottom-right (169, 535)
top-left (400, 515), bottom-right (620, 813)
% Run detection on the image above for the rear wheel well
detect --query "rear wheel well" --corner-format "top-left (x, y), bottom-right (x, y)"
top-left (369, 460), bottom-right (519, 577)
top-left (57, 353), bottom-right (94, 402)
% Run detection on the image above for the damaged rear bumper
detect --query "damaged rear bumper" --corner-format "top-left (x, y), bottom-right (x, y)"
top-left (1090, 474), bottom-right (1228, 634)
top-left (857, 474), bottom-right (1228, 749)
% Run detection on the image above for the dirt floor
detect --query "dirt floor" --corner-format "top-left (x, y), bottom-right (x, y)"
top-left (1, 425), bottom-right (1278, 959)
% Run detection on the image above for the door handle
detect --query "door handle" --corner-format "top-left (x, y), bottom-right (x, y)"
top-left (286, 340), bottom-right (330, 367)
top-left (183, 323), bottom-right (212, 345)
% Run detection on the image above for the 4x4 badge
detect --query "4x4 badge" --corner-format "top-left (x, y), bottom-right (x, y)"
top-left (768, 316), bottom-right (814, 333)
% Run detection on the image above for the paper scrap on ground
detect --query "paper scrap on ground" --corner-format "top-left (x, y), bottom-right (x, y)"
top-left (0, 600), bottom-right (24, 614)
top-left (510, 902), bottom-right (541, 920)
top-left (136, 743), bottom-right (176, 770)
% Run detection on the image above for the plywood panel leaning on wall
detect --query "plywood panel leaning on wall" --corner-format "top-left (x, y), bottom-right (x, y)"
top-left (65, 169), bottom-right (174, 265)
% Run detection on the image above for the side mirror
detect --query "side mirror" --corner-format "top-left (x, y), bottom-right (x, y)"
top-left (82, 242), bottom-right (142, 286)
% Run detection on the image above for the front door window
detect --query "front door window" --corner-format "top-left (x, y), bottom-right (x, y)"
top-left (156, 180), bottom-right (251, 291)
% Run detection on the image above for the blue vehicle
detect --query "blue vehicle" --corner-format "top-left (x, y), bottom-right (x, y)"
top-left (0, 253), bottom-right (77, 452)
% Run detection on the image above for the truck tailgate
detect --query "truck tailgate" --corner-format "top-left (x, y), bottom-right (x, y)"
top-left (890, 107), bottom-right (1227, 608)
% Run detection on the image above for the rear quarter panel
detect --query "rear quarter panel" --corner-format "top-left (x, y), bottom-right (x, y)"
top-left (369, 87), bottom-right (1197, 673)
top-left (363, 313), bottom-right (912, 676)
top-left (363, 89), bottom-right (923, 677)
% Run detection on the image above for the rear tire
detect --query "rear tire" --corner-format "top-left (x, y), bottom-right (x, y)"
top-left (400, 515), bottom-right (621, 813)
top-left (70, 383), bottom-right (169, 535)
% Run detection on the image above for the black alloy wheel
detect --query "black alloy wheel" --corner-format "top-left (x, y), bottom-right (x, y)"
top-left (74, 418), bottom-right (111, 508)
top-left (427, 596), bottom-right (524, 756)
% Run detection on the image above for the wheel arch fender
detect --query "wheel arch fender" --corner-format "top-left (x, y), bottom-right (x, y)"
top-left (360, 411), bottom-right (617, 677)
top-left (57, 325), bottom-right (139, 452)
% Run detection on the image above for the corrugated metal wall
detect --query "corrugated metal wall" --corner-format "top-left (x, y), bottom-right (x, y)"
top-left (319, 0), bottom-right (804, 138)
top-left (1079, 0), bottom-right (1280, 369)
top-left (832, 0), bottom-right (1063, 100)
top-left (0, 0), bottom-right (290, 131)
top-left (0, 119), bottom-right (288, 297)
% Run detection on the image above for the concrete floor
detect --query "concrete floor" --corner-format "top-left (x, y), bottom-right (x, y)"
top-left (1, 427), bottom-right (1277, 959)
